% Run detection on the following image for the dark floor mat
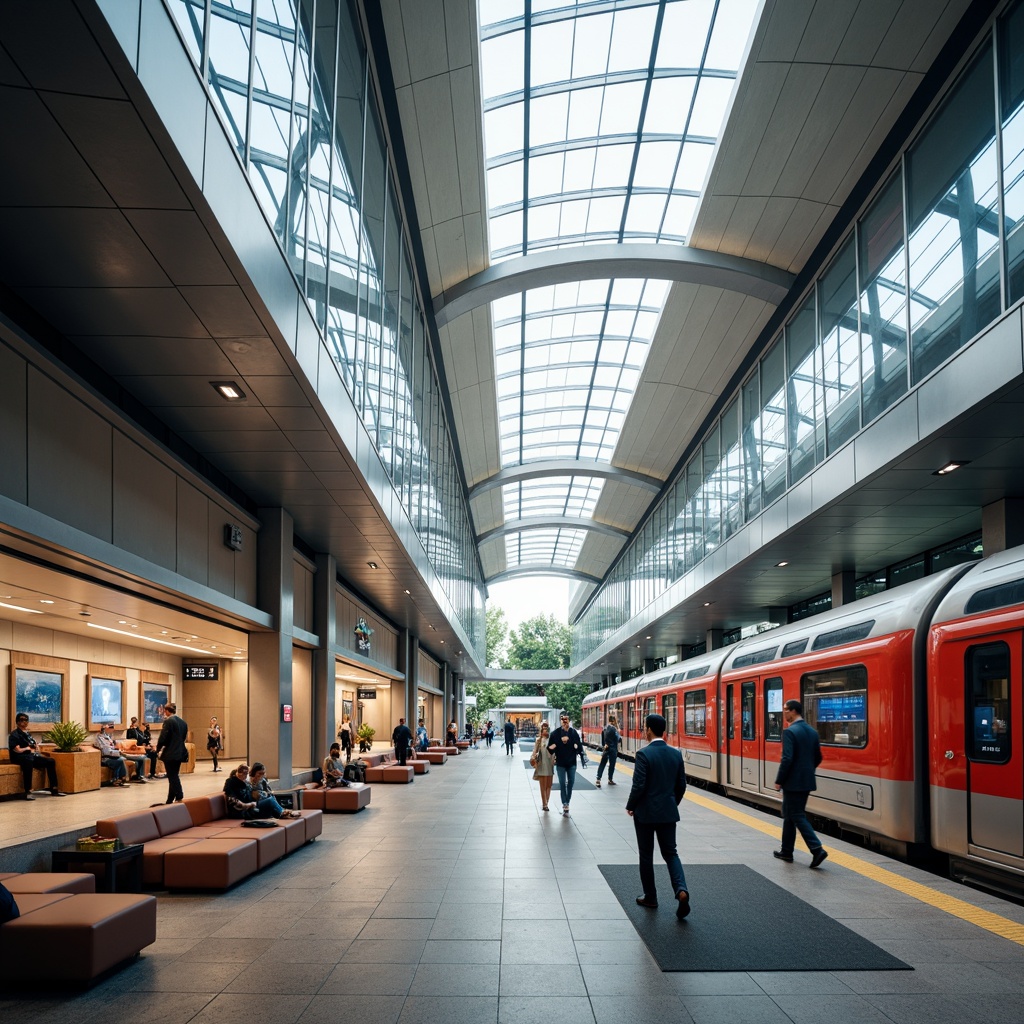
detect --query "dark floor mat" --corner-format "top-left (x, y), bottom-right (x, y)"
top-left (599, 863), bottom-right (911, 972)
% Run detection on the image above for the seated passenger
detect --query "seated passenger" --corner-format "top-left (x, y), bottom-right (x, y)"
top-left (8, 712), bottom-right (65, 799)
top-left (125, 717), bottom-right (161, 778)
top-left (223, 763), bottom-right (300, 819)
top-left (93, 723), bottom-right (130, 786)
top-left (323, 743), bottom-right (345, 788)
top-left (95, 722), bottom-right (147, 783)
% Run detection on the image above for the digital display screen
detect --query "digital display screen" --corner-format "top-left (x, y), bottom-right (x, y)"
top-left (183, 664), bottom-right (218, 680)
top-left (767, 688), bottom-right (783, 713)
top-left (816, 694), bottom-right (865, 722)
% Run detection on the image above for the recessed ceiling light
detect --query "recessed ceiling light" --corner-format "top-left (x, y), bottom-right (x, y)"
top-left (0, 601), bottom-right (43, 615)
top-left (703, 601), bottom-right (713, 607)
top-left (39, 599), bottom-right (55, 605)
top-left (646, 636), bottom-right (652, 640)
top-left (636, 644), bottom-right (641, 648)
top-left (404, 589), bottom-right (411, 595)
top-left (79, 610), bottom-right (91, 617)
top-left (88, 623), bottom-right (211, 653)
top-left (211, 381), bottom-right (246, 401)
top-left (161, 631), bottom-right (168, 635)
top-left (367, 561), bottom-right (378, 569)
top-left (440, 639), bottom-right (445, 644)
top-left (776, 561), bottom-right (789, 567)
top-left (934, 460), bottom-right (969, 475)
top-left (118, 620), bottom-right (127, 624)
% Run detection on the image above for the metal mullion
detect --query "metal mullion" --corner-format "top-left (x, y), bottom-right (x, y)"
top-left (299, 0), bottom-right (316, 307)
top-left (993, 16), bottom-right (1007, 313)
top-left (356, 58), bottom-right (369, 417)
top-left (201, 0), bottom-right (212, 80)
top-left (321, 5), bottom-right (341, 337)
top-left (901, 153), bottom-right (912, 391)
top-left (376, 173), bottom-right (389, 447)
top-left (244, 0), bottom-right (257, 168)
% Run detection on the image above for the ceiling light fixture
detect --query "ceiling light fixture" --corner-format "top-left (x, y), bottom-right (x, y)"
top-left (211, 381), bottom-right (246, 401)
top-left (934, 460), bottom-right (969, 475)
top-left (367, 561), bottom-right (378, 569)
top-left (440, 639), bottom-right (445, 644)
top-left (39, 599), bottom-right (55, 605)
top-left (703, 601), bottom-right (712, 607)
top-left (776, 560), bottom-right (789, 567)
top-left (646, 635), bottom-right (652, 640)
top-left (87, 622), bottom-right (211, 653)
top-left (404, 589), bottom-right (411, 595)
top-left (0, 601), bottom-right (43, 615)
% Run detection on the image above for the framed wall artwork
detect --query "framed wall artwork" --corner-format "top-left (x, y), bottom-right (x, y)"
top-left (87, 675), bottom-right (126, 731)
top-left (140, 680), bottom-right (172, 725)
top-left (9, 653), bottom-right (70, 732)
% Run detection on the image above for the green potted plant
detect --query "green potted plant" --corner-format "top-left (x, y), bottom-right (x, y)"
top-left (356, 723), bottom-right (375, 752)
top-left (42, 721), bottom-right (100, 793)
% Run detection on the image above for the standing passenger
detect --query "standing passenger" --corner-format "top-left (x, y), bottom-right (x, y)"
top-left (416, 718), bottom-right (429, 752)
top-left (392, 717), bottom-right (413, 765)
top-left (206, 716), bottom-right (223, 772)
top-left (548, 714), bottom-right (582, 816)
top-left (530, 721), bottom-right (554, 811)
top-left (156, 702), bottom-right (189, 804)
top-left (503, 719), bottom-right (516, 756)
top-left (595, 714), bottom-right (621, 787)
top-left (773, 699), bottom-right (827, 868)
top-left (626, 713), bottom-right (690, 918)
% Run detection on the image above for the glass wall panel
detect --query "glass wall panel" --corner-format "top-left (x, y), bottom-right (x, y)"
top-left (786, 295), bottom-right (821, 484)
top-left (719, 399), bottom-right (742, 540)
top-left (207, 0), bottom-right (252, 156)
top-left (741, 369), bottom-right (761, 520)
top-left (859, 172), bottom-right (908, 423)
top-left (702, 424), bottom-right (721, 554)
top-left (908, 44), bottom-right (999, 382)
top-left (1002, 0), bottom-right (1024, 304)
top-left (168, 0), bottom-right (205, 66)
top-left (359, 103), bottom-right (387, 427)
top-left (759, 339), bottom-right (786, 506)
top-left (819, 236), bottom-right (860, 452)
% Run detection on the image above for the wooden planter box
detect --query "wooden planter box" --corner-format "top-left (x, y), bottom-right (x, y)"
top-left (51, 749), bottom-right (101, 793)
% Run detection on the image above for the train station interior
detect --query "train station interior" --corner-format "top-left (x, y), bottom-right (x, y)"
top-left (4, 0), bottom-right (1024, 1019)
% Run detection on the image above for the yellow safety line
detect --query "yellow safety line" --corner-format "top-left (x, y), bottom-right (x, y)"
top-left (604, 758), bottom-right (1024, 946)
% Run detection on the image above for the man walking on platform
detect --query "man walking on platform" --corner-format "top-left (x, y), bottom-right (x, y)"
top-left (392, 717), bottom-right (413, 766)
top-left (626, 713), bottom-right (690, 919)
top-left (503, 719), bottom-right (516, 756)
top-left (595, 714), bottom-right (621, 787)
top-left (156, 702), bottom-right (188, 804)
top-left (773, 699), bottom-right (827, 868)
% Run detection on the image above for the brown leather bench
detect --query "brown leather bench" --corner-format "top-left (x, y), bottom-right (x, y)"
top-left (364, 765), bottom-right (414, 784)
top-left (303, 783), bottom-right (371, 811)
top-left (0, 892), bottom-right (156, 983)
top-left (3, 872), bottom-right (96, 894)
top-left (163, 836), bottom-right (258, 889)
top-left (421, 750), bottom-right (448, 764)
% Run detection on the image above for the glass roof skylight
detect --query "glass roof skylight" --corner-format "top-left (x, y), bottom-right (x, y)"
top-left (478, 0), bottom-right (757, 579)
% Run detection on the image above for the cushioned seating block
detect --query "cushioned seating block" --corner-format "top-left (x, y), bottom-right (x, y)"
top-left (96, 810), bottom-right (160, 845)
top-left (8, 892), bottom-right (73, 914)
top-left (364, 765), bottom-right (414, 784)
top-left (0, 872), bottom-right (18, 881)
top-left (151, 802), bottom-right (194, 835)
top-left (302, 785), bottom-right (369, 812)
top-left (4, 873), bottom-right (96, 894)
top-left (409, 760), bottom-right (429, 775)
top-left (230, 825), bottom-right (287, 868)
top-left (438, 746), bottom-right (459, 755)
top-left (455, 741), bottom-right (471, 749)
top-left (162, 837), bottom-right (257, 890)
top-left (172, 826), bottom-right (232, 839)
top-left (182, 792), bottom-right (227, 825)
top-left (140, 836), bottom-right (201, 886)
top-left (216, 815), bottom-right (309, 854)
top-left (0, 893), bottom-right (156, 983)
top-left (296, 808), bottom-right (323, 841)
top-left (421, 750), bottom-right (448, 764)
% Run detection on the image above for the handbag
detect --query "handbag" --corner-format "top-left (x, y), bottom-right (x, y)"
top-left (529, 746), bottom-right (539, 768)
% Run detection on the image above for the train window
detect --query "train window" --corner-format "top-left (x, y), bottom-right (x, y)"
top-left (765, 678), bottom-right (784, 741)
top-left (811, 621), bottom-right (875, 651)
top-left (686, 665), bottom-right (711, 679)
top-left (966, 642), bottom-right (1011, 764)
top-left (741, 682), bottom-right (756, 739)
top-left (726, 686), bottom-right (734, 740)
top-left (964, 579), bottom-right (1024, 616)
top-left (781, 639), bottom-right (808, 657)
top-left (801, 665), bottom-right (868, 747)
top-left (628, 703), bottom-right (636, 736)
top-left (614, 702), bottom-right (624, 728)
top-left (733, 647), bottom-right (779, 669)
top-left (645, 697), bottom-right (658, 720)
top-left (684, 690), bottom-right (706, 736)
top-left (664, 694), bottom-right (678, 737)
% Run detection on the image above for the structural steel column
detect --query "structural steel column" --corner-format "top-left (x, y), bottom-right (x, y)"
top-left (831, 570), bottom-right (856, 608)
top-left (982, 498), bottom-right (1024, 553)
top-left (397, 628), bottom-right (418, 728)
top-left (250, 507), bottom-right (294, 782)
top-left (706, 628), bottom-right (724, 651)
top-left (312, 551), bottom-right (337, 772)
top-left (442, 663), bottom-right (452, 730)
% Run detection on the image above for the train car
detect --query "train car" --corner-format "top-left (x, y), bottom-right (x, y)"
top-left (716, 564), bottom-right (970, 854)
top-left (928, 546), bottom-right (1024, 892)
top-left (582, 677), bottom-right (640, 752)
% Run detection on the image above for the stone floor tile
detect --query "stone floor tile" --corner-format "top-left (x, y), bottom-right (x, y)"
top-left (397, 996), bottom-right (497, 1024)
top-left (419, 939), bottom-right (502, 964)
top-left (499, 963), bottom-right (587, 996)
top-left (497, 996), bottom-right (597, 1024)
top-left (319, 961), bottom-right (416, 995)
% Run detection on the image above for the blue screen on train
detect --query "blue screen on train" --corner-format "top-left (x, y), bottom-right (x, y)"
top-left (815, 694), bottom-right (866, 722)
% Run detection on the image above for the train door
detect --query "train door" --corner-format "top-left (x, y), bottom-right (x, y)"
top-left (964, 638), bottom-right (1023, 856)
top-left (739, 679), bottom-right (758, 791)
top-left (724, 684), bottom-right (734, 784)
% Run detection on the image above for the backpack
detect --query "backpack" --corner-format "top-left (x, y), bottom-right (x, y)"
top-left (344, 760), bottom-right (366, 784)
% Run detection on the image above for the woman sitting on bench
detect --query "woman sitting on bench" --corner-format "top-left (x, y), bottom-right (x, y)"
top-left (223, 763), bottom-right (301, 819)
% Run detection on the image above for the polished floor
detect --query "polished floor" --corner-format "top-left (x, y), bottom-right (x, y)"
top-left (4, 745), bottom-right (1024, 1023)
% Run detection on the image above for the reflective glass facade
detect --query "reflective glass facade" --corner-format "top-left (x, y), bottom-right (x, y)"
top-left (167, 0), bottom-right (485, 649)
top-left (573, 3), bottom-right (1024, 662)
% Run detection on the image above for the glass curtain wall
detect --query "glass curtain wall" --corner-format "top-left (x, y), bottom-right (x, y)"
top-left (164, 0), bottom-right (485, 650)
top-left (574, 1), bottom-right (1024, 662)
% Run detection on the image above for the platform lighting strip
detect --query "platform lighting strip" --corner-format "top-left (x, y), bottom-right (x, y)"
top-left (0, 601), bottom-right (44, 614)
top-left (86, 622), bottom-right (240, 657)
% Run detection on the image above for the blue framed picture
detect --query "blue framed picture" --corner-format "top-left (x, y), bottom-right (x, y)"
top-left (141, 681), bottom-right (172, 725)
top-left (88, 676), bottom-right (125, 731)
top-left (11, 665), bottom-right (66, 731)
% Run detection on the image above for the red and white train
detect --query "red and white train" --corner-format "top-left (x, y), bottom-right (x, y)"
top-left (582, 544), bottom-right (1024, 892)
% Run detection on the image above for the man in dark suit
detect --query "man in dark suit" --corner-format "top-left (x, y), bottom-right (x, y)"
top-left (626, 713), bottom-right (690, 918)
top-left (774, 699), bottom-right (827, 868)
top-left (156, 702), bottom-right (189, 804)
top-left (392, 717), bottom-right (413, 766)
